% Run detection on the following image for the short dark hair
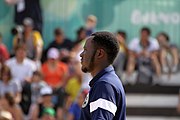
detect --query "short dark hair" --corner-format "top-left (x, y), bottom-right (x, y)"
top-left (141, 27), bottom-right (151, 35)
top-left (33, 70), bottom-right (42, 78)
top-left (14, 43), bottom-right (27, 52)
top-left (54, 28), bottom-right (63, 36)
top-left (91, 31), bottom-right (119, 64)
top-left (77, 27), bottom-right (86, 35)
top-left (117, 30), bottom-right (127, 39)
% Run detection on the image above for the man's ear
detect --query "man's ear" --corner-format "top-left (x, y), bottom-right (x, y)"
top-left (96, 48), bottom-right (105, 59)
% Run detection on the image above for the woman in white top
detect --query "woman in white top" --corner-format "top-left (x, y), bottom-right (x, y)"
top-left (0, 64), bottom-right (22, 103)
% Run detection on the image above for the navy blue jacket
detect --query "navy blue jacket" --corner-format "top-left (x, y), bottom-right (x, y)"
top-left (80, 65), bottom-right (126, 120)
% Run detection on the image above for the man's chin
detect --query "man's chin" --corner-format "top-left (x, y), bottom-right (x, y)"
top-left (81, 67), bottom-right (88, 73)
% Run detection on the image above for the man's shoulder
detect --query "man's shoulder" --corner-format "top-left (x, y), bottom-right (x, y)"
top-left (6, 57), bottom-right (16, 65)
top-left (94, 72), bottom-right (124, 94)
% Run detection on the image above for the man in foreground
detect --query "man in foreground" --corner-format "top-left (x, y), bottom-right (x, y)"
top-left (80, 31), bottom-right (126, 120)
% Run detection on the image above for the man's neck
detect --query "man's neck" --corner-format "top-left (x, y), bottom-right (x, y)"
top-left (91, 63), bottom-right (109, 77)
top-left (16, 58), bottom-right (24, 64)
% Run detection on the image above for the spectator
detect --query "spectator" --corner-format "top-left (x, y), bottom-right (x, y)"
top-left (0, 33), bottom-right (9, 63)
top-left (67, 90), bottom-right (88, 120)
top-left (73, 27), bottom-right (87, 46)
top-left (29, 86), bottom-right (54, 120)
top-left (157, 32), bottom-right (179, 73)
top-left (47, 28), bottom-right (73, 51)
top-left (65, 56), bottom-right (83, 101)
top-left (13, 18), bottom-right (43, 62)
top-left (41, 48), bottom-right (68, 89)
top-left (126, 27), bottom-right (161, 83)
top-left (42, 28), bottom-right (73, 62)
top-left (113, 30), bottom-right (128, 79)
top-left (5, 44), bottom-right (37, 85)
top-left (85, 15), bottom-right (97, 36)
top-left (5, 0), bottom-right (43, 33)
top-left (20, 71), bottom-right (47, 115)
top-left (0, 65), bottom-right (22, 103)
top-left (0, 93), bottom-right (23, 120)
top-left (31, 71), bottom-right (47, 104)
top-left (41, 48), bottom-right (68, 120)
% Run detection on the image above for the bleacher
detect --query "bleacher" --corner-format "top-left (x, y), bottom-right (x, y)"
top-left (125, 74), bottom-right (180, 120)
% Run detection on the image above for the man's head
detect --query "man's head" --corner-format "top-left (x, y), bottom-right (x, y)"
top-left (86, 15), bottom-right (97, 29)
top-left (140, 27), bottom-right (151, 41)
top-left (15, 44), bottom-right (27, 61)
top-left (54, 28), bottom-right (64, 43)
top-left (116, 30), bottom-right (126, 44)
top-left (80, 31), bottom-right (119, 73)
top-left (23, 18), bottom-right (33, 33)
top-left (40, 86), bottom-right (53, 104)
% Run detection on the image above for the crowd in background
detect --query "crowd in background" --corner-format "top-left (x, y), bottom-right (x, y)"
top-left (0, 14), bottom-right (180, 119)
top-left (0, 0), bottom-right (180, 119)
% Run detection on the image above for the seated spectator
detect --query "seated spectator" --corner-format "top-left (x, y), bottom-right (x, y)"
top-left (31, 71), bottom-right (47, 103)
top-left (20, 71), bottom-right (47, 115)
top-left (0, 65), bottom-right (22, 103)
top-left (67, 89), bottom-right (88, 120)
top-left (0, 33), bottom-right (9, 63)
top-left (113, 30), bottom-right (128, 78)
top-left (5, 44), bottom-right (37, 85)
top-left (85, 15), bottom-right (97, 36)
top-left (13, 18), bottom-right (43, 62)
top-left (41, 48), bottom-right (68, 89)
top-left (65, 56), bottom-right (83, 101)
top-left (29, 86), bottom-right (55, 120)
top-left (126, 27), bottom-right (161, 83)
top-left (157, 32), bottom-right (179, 73)
top-left (0, 93), bottom-right (23, 120)
top-left (41, 48), bottom-right (68, 119)
top-left (42, 28), bottom-right (73, 62)
top-left (73, 27), bottom-right (87, 46)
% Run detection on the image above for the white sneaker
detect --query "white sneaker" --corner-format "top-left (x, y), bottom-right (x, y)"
top-left (171, 65), bottom-right (178, 73)
top-left (162, 65), bottom-right (169, 73)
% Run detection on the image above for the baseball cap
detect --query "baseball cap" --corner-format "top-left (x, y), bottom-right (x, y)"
top-left (40, 86), bottom-right (53, 96)
top-left (47, 48), bottom-right (59, 59)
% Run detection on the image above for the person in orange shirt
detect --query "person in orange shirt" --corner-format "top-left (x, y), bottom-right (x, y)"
top-left (41, 48), bottom-right (68, 89)
top-left (41, 48), bottom-right (69, 120)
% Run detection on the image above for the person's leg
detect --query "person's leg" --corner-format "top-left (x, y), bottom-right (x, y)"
top-left (160, 48), bottom-right (169, 73)
top-left (170, 47), bottom-right (179, 72)
top-left (126, 53), bottom-right (136, 75)
top-left (151, 52), bottom-right (161, 76)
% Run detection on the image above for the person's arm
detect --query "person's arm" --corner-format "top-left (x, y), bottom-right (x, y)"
top-left (15, 92), bottom-right (21, 103)
top-left (28, 104), bottom-right (39, 120)
top-left (67, 113), bottom-right (74, 120)
top-left (35, 45), bottom-right (43, 61)
top-left (90, 82), bottom-right (118, 120)
top-left (13, 105), bottom-right (24, 120)
top-left (5, 0), bottom-right (19, 5)
top-left (33, 31), bottom-right (43, 61)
